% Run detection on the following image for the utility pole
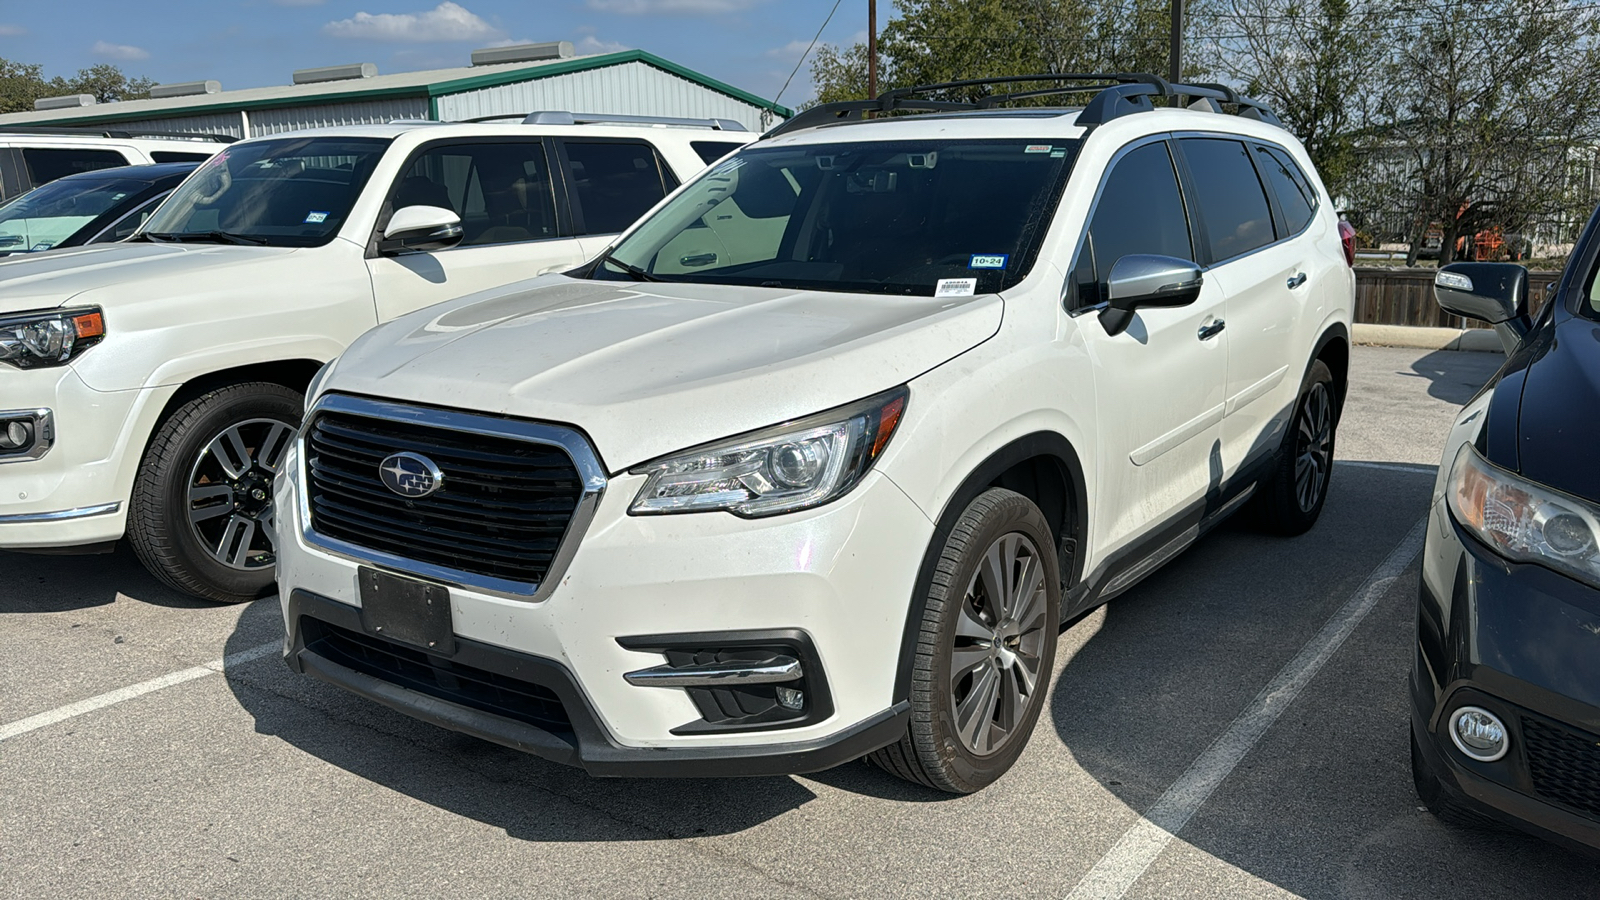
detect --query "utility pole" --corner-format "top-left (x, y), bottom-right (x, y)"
top-left (1168, 0), bottom-right (1183, 84)
top-left (868, 0), bottom-right (878, 99)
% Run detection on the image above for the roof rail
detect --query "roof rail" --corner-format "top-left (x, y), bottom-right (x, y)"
top-left (762, 73), bottom-right (1281, 138)
top-left (0, 125), bottom-right (237, 143)
top-left (456, 110), bottom-right (747, 131)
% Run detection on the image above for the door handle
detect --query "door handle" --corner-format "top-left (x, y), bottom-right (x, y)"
top-left (1287, 272), bottom-right (1308, 289)
top-left (1198, 319), bottom-right (1226, 341)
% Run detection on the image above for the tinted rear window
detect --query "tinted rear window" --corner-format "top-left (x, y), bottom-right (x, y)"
top-left (691, 141), bottom-right (746, 165)
top-left (1255, 145), bottom-right (1317, 235)
top-left (21, 148), bottom-right (130, 186)
top-left (564, 140), bottom-right (675, 235)
top-left (1180, 138), bottom-right (1275, 262)
top-left (150, 150), bottom-right (216, 163)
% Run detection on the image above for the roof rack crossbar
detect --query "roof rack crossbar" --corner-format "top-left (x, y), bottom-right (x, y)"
top-left (456, 111), bottom-right (746, 131)
top-left (762, 72), bottom-right (1282, 138)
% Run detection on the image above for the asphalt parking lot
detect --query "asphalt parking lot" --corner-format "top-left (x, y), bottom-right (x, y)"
top-left (4, 344), bottom-right (1596, 899)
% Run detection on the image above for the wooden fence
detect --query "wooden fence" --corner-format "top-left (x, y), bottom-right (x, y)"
top-left (1355, 266), bottom-right (1560, 328)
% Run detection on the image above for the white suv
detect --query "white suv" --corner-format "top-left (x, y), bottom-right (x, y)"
top-left (0, 128), bottom-right (228, 200)
top-left (0, 115), bottom-right (749, 602)
top-left (275, 75), bottom-right (1356, 792)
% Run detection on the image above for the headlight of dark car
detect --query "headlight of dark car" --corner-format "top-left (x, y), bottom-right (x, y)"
top-left (1448, 442), bottom-right (1600, 588)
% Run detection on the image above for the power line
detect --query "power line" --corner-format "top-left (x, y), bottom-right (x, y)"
top-left (775, 0), bottom-right (847, 107)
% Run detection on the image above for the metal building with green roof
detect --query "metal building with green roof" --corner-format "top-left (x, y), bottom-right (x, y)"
top-left (0, 43), bottom-right (792, 138)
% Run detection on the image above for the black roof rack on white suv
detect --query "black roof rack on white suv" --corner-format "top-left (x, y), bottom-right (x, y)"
top-left (0, 125), bottom-right (237, 143)
top-left (454, 111), bottom-right (748, 131)
top-left (763, 72), bottom-right (1282, 139)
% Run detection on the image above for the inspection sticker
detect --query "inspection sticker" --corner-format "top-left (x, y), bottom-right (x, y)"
top-left (969, 254), bottom-right (1008, 269)
top-left (303, 211), bottom-right (329, 224)
top-left (935, 277), bottom-right (978, 297)
top-left (1025, 144), bottom-right (1052, 154)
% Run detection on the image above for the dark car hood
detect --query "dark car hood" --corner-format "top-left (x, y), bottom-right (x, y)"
top-left (1515, 313), bottom-right (1600, 502)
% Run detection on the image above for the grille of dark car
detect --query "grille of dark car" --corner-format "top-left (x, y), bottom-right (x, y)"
top-left (305, 410), bottom-right (584, 586)
top-left (1521, 715), bottom-right (1600, 819)
top-left (301, 616), bottom-right (572, 732)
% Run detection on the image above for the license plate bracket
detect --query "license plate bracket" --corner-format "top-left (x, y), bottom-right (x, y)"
top-left (358, 567), bottom-right (454, 655)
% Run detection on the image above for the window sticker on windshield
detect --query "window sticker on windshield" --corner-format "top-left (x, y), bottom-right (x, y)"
top-left (303, 211), bottom-right (329, 224)
top-left (1050, 149), bottom-right (1066, 158)
top-left (31, 242), bottom-right (53, 252)
top-left (936, 278), bottom-right (977, 297)
top-left (970, 254), bottom-right (1008, 269)
top-left (1025, 144), bottom-right (1052, 154)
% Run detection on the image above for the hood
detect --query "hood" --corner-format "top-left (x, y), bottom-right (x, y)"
top-left (1515, 312), bottom-right (1600, 503)
top-left (0, 242), bottom-right (299, 314)
top-left (328, 276), bottom-right (1003, 470)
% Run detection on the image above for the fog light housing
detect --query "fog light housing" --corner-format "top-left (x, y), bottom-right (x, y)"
top-left (0, 408), bottom-right (52, 462)
top-left (1450, 706), bottom-right (1509, 762)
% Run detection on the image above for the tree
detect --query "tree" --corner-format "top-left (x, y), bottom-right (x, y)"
top-left (0, 56), bottom-right (155, 114)
top-left (1198, 0), bottom-right (1384, 200)
top-left (1368, 0), bottom-right (1600, 264)
top-left (808, 0), bottom-right (1195, 105)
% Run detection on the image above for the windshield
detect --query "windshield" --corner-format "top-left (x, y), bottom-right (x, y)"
top-left (0, 176), bottom-right (155, 253)
top-left (141, 136), bottom-right (388, 247)
top-left (593, 138), bottom-right (1080, 296)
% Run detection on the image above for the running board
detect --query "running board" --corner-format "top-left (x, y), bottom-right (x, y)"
top-left (1099, 524), bottom-right (1200, 602)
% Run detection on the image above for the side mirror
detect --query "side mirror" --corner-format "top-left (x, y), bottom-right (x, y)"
top-left (1099, 254), bottom-right (1203, 336)
top-left (1434, 262), bottom-right (1531, 353)
top-left (379, 205), bottom-right (463, 255)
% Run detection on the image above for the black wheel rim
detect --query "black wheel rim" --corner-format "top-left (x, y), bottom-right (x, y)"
top-left (948, 532), bottom-right (1049, 756)
top-left (186, 418), bottom-right (296, 570)
top-left (1293, 382), bottom-right (1333, 513)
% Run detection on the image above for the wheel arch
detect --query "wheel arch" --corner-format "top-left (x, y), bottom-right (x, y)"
top-left (891, 431), bottom-right (1088, 703)
top-left (1311, 321), bottom-right (1350, 415)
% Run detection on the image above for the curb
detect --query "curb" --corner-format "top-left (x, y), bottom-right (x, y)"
top-left (1352, 323), bottom-right (1503, 354)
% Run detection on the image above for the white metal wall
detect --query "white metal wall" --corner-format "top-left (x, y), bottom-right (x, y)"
top-left (247, 98), bottom-right (429, 135)
top-left (93, 112), bottom-right (247, 140)
top-left (435, 61), bottom-right (781, 132)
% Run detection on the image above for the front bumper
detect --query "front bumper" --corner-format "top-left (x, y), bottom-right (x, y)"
top-left (0, 366), bottom-right (172, 549)
top-left (275, 435), bottom-right (935, 771)
top-left (1411, 502), bottom-right (1600, 852)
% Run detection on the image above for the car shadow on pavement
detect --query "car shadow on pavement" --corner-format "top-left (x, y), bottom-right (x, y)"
top-left (0, 544), bottom-right (214, 613)
top-left (1404, 347), bottom-right (1505, 405)
top-left (1046, 465), bottom-right (1598, 897)
top-left (219, 598), bottom-right (823, 840)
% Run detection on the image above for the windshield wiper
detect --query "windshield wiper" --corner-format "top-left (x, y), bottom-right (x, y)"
top-left (599, 252), bottom-right (662, 282)
top-left (143, 230), bottom-right (268, 246)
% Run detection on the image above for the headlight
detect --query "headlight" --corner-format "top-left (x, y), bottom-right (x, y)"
top-left (629, 387), bottom-right (908, 517)
top-left (1447, 442), bottom-right (1600, 588)
top-left (0, 307), bottom-right (105, 369)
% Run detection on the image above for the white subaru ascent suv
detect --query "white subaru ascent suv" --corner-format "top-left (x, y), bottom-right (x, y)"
top-left (0, 114), bottom-right (749, 602)
top-left (275, 75), bottom-right (1356, 792)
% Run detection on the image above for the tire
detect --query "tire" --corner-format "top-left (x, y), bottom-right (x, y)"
top-left (869, 488), bottom-right (1061, 794)
top-left (1411, 731), bottom-right (1505, 830)
top-left (1252, 359), bottom-right (1337, 536)
top-left (127, 382), bottom-right (302, 604)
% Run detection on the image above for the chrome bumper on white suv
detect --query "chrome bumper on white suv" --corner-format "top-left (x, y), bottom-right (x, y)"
top-left (274, 394), bottom-right (930, 775)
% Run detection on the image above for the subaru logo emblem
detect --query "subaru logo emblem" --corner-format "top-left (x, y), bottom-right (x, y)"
top-left (378, 451), bottom-right (444, 498)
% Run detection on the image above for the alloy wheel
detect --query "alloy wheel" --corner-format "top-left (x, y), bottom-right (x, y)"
top-left (948, 532), bottom-right (1050, 756)
top-left (186, 418), bottom-right (296, 570)
top-left (1293, 382), bottom-right (1333, 512)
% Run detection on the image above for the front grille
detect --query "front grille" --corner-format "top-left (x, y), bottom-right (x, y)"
top-left (1522, 715), bottom-right (1600, 819)
top-left (305, 409), bottom-right (584, 586)
top-left (302, 616), bottom-right (572, 733)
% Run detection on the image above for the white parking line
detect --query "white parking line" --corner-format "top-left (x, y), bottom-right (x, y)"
top-left (0, 640), bottom-right (279, 743)
top-left (1064, 517), bottom-right (1428, 900)
top-left (1335, 460), bottom-right (1438, 475)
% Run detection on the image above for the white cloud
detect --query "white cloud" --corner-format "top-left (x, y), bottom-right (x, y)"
top-left (92, 40), bottom-right (150, 61)
top-left (766, 39), bottom-right (809, 61)
top-left (577, 35), bottom-right (628, 55)
top-left (586, 0), bottom-right (760, 14)
top-left (323, 2), bottom-right (502, 42)
top-left (0, 25), bottom-right (25, 36)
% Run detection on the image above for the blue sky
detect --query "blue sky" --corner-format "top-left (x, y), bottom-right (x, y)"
top-left (0, 0), bottom-right (868, 109)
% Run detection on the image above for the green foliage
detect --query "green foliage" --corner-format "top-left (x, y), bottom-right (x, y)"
top-left (0, 56), bottom-right (155, 114)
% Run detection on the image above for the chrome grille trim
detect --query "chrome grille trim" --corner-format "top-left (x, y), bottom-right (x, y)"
top-left (297, 392), bottom-right (607, 602)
